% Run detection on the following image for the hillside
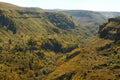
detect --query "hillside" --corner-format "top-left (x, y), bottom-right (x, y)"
top-left (0, 4), bottom-right (78, 39)
top-left (46, 10), bottom-right (107, 26)
top-left (0, 2), bottom-right (85, 80)
top-left (61, 10), bottom-right (107, 26)
top-left (45, 17), bottom-right (120, 80)
top-left (100, 12), bottom-right (120, 18)
top-left (46, 10), bottom-right (120, 38)
top-left (99, 17), bottom-right (120, 41)
top-left (1, 2), bottom-right (120, 80)
top-left (0, 2), bottom-right (21, 9)
top-left (46, 10), bottom-right (108, 37)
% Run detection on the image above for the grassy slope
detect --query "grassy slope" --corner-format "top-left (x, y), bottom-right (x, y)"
top-left (0, 2), bottom-right (20, 9)
top-left (46, 10), bottom-right (107, 38)
top-left (46, 37), bottom-right (120, 80)
top-left (0, 2), bottom-right (88, 80)
top-left (61, 10), bottom-right (106, 26)
top-left (46, 17), bottom-right (120, 80)
top-left (0, 7), bottom-right (79, 42)
top-left (46, 10), bottom-right (107, 26)
top-left (1, 2), bottom-right (120, 80)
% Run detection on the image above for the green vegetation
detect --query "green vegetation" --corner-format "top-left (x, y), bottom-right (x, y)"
top-left (0, 2), bottom-right (84, 80)
top-left (0, 2), bottom-right (120, 80)
top-left (46, 10), bottom-right (108, 37)
top-left (99, 17), bottom-right (120, 41)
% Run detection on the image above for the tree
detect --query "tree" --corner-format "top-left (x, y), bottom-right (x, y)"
top-left (0, 46), bottom-right (3, 53)
top-left (27, 38), bottom-right (37, 53)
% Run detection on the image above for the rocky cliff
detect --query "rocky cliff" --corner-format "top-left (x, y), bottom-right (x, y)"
top-left (99, 17), bottom-right (120, 41)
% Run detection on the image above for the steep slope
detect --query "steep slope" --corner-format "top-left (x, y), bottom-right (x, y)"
top-left (46, 10), bottom-right (107, 26)
top-left (0, 4), bottom-right (78, 41)
top-left (1, 2), bottom-right (120, 80)
top-left (88, 17), bottom-right (120, 80)
top-left (61, 10), bottom-right (107, 38)
top-left (0, 8), bottom-right (82, 53)
top-left (0, 2), bottom-right (84, 80)
top-left (46, 10), bottom-right (107, 38)
top-left (99, 17), bottom-right (120, 41)
top-left (46, 17), bottom-right (120, 80)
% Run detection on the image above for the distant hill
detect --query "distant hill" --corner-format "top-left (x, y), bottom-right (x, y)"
top-left (46, 9), bottom-right (120, 27)
top-left (100, 12), bottom-right (120, 18)
top-left (46, 10), bottom-right (120, 39)
top-left (60, 10), bottom-right (107, 26)
top-left (46, 10), bottom-right (107, 26)
top-left (45, 10), bottom-right (108, 38)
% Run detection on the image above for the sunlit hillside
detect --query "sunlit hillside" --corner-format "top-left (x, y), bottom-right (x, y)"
top-left (0, 2), bottom-right (120, 80)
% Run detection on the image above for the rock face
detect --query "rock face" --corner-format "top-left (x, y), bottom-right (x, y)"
top-left (99, 17), bottom-right (120, 41)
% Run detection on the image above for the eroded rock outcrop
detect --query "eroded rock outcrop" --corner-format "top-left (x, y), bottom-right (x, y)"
top-left (99, 17), bottom-right (120, 41)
